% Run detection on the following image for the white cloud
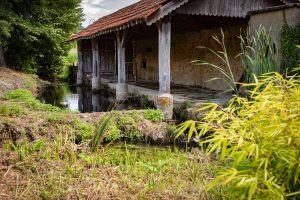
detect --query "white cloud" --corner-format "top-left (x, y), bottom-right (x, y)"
top-left (81, 0), bottom-right (139, 27)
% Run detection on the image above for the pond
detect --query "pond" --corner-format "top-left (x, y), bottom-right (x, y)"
top-left (39, 83), bottom-right (118, 113)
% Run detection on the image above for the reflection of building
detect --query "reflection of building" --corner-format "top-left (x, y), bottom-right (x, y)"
top-left (77, 87), bottom-right (112, 113)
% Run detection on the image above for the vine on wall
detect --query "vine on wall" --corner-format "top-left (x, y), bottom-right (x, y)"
top-left (280, 21), bottom-right (300, 73)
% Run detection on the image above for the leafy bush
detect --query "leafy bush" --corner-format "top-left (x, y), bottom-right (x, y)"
top-left (4, 89), bottom-right (61, 112)
top-left (178, 73), bottom-right (300, 199)
top-left (144, 109), bottom-right (164, 122)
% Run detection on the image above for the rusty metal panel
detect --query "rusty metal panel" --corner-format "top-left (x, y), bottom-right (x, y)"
top-left (175, 0), bottom-right (285, 18)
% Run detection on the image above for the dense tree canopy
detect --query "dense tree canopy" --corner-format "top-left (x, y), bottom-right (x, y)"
top-left (0, 0), bottom-right (83, 79)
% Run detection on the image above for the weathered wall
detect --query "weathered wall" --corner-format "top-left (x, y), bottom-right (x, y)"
top-left (249, 6), bottom-right (300, 65)
top-left (135, 25), bottom-right (245, 91)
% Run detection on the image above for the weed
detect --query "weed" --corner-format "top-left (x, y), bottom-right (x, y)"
top-left (74, 119), bottom-right (93, 144)
top-left (10, 139), bottom-right (45, 161)
top-left (166, 124), bottom-right (177, 138)
top-left (193, 29), bottom-right (238, 94)
top-left (104, 121), bottom-right (121, 142)
top-left (144, 109), bottom-right (164, 122)
top-left (0, 104), bottom-right (24, 117)
top-left (139, 95), bottom-right (155, 109)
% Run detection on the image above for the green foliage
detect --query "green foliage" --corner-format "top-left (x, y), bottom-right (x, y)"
top-left (74, 119), bottom-right (93, 144)
top-left (0, 0), bottom-right (83, 79)
top-left (4, 89), bottom-right (61, 112)
top-left (117, 114), bottom-right (143, 142)
top-left (178, 73), bottom-right (300, 199)
top-left (58, 51), bottom-right (78, 80)
top-left (63, 52), bottom-right (78, 66)
top-left (166, 124), bottom-right (177, 138)
top-left (104, 121), bottom-right (121, 142)
top-left (0, 104), bottom-right (24, 117)
top-left (139, 95), bottom-right (155, 109)
top-left (193, 29), bottom-right (238, 94)
top-left (144, 109), bottom-right (164, 122)
top-left (174, 100), bottom-right (193, 120)
top-left (281, 22), bottom-right (300, 73)
top-left (240, 26), bottom-right (279, 83)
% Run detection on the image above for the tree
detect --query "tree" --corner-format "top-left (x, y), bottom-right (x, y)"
top-left (0, 0), bottom-right (83, 79)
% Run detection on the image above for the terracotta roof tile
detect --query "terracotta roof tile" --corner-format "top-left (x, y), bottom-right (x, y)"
top-left (69, 0), bottom-right (167, 41)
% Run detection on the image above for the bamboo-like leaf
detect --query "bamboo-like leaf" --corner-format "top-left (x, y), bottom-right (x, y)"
top-left (91, 115), bottom-right (111, 152)
top-left (187, 121), bottom-right (196, 142)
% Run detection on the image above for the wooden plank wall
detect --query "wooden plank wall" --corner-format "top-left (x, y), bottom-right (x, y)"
top-left (99, 39), bottom-right (116, 74)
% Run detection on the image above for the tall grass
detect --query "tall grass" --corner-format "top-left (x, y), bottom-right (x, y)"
top-left (240, 26), bottom-right (279, 83)
top-left (193, 29), bottom-right (238, 94)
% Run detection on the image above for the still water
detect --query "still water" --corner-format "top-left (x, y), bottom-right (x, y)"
top-left (39, 83), bottom-right (115, 113)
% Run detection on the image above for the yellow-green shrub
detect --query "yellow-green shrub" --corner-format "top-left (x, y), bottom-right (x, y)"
top-left (179, 73), bottom-right (300, 199)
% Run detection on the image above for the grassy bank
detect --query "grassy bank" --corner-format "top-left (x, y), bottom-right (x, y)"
top-left (0, 68), bottom-right (220, 199)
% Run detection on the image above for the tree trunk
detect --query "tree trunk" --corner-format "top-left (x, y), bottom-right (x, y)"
top-left (0, 47), bottom-right (6, 67)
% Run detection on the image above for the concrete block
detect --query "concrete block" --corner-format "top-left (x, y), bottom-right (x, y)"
top-left (92, 76), bottom-right (101, 91)
top-left (116, 84), bottom-right (128, 101)
top-left (156, 93), bottom-right (173, 120)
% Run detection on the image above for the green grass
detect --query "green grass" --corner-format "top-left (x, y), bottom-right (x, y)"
top-left (1, 138), bottom-right (220, 199)
top-left (4, 89), bottom-right (62, 112)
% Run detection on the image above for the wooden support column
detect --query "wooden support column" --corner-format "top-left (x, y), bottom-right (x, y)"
top-left (156, 18), bottom-right (173, 120)
top-left (116, 31), bottom-right (128, 101)
top-left (92, 38), bottom-right (100, 91)
top-left (77, 40), bottom-right (83, 85)
top-left (158, 19), bottom-right (171, 94)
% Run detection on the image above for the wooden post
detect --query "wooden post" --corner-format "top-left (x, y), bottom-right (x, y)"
top-left (77, 40), bottom-right (83, 85)
top-left (156, 18), bottom-right (173, 120)
top-left (117, 31), bottom-right (126, 84)
top-left (92, 38), bottom-right (100, 91)
top-left (158, 19), bottom-right (171, 94)
top-left (0, 47), bottom-right (6, 67)
top-left (116, 31), bottom-right (128, 101)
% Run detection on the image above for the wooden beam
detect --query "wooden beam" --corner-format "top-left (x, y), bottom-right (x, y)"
top-left (158, 18), bottom-right (171, 94)
top-left (147, 0), bottom-right (189, 25)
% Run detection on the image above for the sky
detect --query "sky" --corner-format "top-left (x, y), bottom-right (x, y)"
top-left (81, 0), bottom-right (139, 27)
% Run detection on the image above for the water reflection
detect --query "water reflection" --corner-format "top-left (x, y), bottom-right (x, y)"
top-left (40, 83), bottom-right (114, 113)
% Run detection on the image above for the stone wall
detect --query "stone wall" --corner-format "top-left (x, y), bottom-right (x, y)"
top-left (134, 25), bottom-right (245, 91)
top-left (249, 5), bottom-right (300, 65)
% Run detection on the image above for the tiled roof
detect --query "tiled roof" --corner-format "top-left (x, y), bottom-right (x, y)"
top-left (69, 0), bottom-right (166, 41)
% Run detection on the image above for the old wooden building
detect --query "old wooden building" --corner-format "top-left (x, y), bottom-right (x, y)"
top-left (69, 0), bottom-right (299, 118)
